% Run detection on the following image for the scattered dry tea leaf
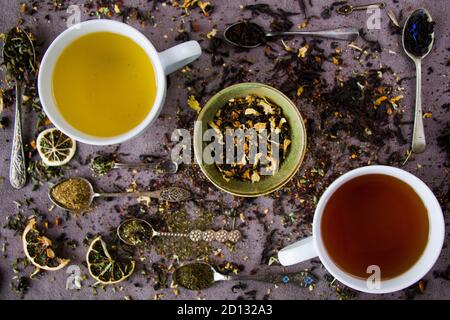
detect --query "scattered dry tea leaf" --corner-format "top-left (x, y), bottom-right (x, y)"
top-left (187, 95), bottom-right (202, 113)
top-left (298, 45), bottom-right (309, 58)
top-left (207, 28), bottom-right (217, 39)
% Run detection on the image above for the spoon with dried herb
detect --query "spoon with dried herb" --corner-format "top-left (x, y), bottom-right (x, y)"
top-left (223, 21), bottom-right (359, 48)
top-left (48, 178), bottom-right (192, 212)
top-left (174, 262), bottom-right (315, 291)
top-left (117, 218), bottom-right (241, 246)
top-left (90, 155), bottom-right (178, 176)
top-left (1, 27), bottom-right (36, 189)
top-left (402, 8), bottom-right (435, 153)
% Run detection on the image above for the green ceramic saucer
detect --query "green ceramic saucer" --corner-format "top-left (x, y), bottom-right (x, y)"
top-left (193, 83), bottom-right (307, 197)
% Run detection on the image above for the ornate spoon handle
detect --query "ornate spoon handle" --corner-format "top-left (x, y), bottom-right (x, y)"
top-left (154, 229), bottom-right (241, 243)
top-left (10, 81), bottom-right (26, 189)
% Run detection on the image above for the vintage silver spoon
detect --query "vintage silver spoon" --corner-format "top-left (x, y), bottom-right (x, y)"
top-left (336, 2), bottom-right (385, 15)
top-left (48, 177), bottom-right (192, 211)
top-left (174, 262), bottom-right (315, 291)
top-left (117, 218), bottom-right (241, 246)
top-left (90, 155), bottom-right (178, 175)
top-left (402, 8), bottom-right (435, 153)
top-left (2, 27), bottom-right (36, 189)
top-left (223, 22), bottom-right (359, 49)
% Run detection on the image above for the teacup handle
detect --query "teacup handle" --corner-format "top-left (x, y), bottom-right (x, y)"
top-left (158, 40), bottom-right (202, 75)
top-left (278, 237), bottom-right (318, 266)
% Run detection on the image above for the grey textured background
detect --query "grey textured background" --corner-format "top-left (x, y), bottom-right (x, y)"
top-left (0, 0), bottom-right (449, 300)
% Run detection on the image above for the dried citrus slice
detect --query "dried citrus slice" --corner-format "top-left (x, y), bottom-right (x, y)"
top-left (86, 236), bottom-right (135, 285)
top-left (36, 128), bottom-right (76, 167)
top-left (22, 217), bottom-right (70, 273)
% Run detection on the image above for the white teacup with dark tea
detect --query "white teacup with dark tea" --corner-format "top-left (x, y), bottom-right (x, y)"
top-left (278, 166), bottom-right (444, 294)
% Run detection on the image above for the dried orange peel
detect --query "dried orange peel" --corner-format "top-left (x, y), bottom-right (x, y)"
top-left (22, 217), bottom-right (70, 275)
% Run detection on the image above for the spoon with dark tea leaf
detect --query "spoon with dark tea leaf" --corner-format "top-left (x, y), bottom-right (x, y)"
top-left (48, 177), bottom-right (192, 211)
top-left (402, 8), bottom-right (435, 153)
top-left (117, 218), bottom-right (241, 246)
top-left (2, 27), bottom-right (36, 189)
top-left (223, 22), bottom-right (359, 49)
top-left (174, 262), bottom-right (315, 291)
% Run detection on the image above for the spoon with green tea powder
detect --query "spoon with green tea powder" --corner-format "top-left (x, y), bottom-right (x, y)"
top-left (90, 155), bottom-right (178, 176)
top-left (402, 8), bottom-right (435, 153)
top-left (117, 218), bottom-right (241, 246)
top-left (224, 22), bottom-right (359, 49)
top-left (48, 178), bottom-right (192, 212)
top-left (174, 262), bottom-right (315, 291)
top-left (2, 27), bottom-right (36, 189)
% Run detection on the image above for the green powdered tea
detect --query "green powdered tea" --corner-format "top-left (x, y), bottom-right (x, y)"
top-left (174, 263), bottom-right (214, 290)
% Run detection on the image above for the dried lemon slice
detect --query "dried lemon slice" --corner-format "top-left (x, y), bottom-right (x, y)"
top-left (36, 128), bottom-right (76, 167)
top-left (86, 236), bottom-right (135, 285)
top-left (22, 217), bottom-right (70, 274)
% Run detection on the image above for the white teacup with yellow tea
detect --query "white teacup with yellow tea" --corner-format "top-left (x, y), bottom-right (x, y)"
top-left (38, 20), bottom-right (201, 145)
top-left (278, 166), bottom-right (445, 294)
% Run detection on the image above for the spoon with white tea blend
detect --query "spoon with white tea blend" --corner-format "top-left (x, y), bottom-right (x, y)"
top-left (116, 218), bottom-right (241, 246)
top-left (48, 178), bottom-right (192, 211)
top-left (224, 21), bottom-right (359, 48)
top-left (174, 262), bottom-right (315, 291)
top-left (402, 8), bottom-right (435, 153)
top-left (2, 27), bottom-right (36, 189)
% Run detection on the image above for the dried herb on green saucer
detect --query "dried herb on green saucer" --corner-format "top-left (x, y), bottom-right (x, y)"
top-left (210, 95), bottom-right (291, 183)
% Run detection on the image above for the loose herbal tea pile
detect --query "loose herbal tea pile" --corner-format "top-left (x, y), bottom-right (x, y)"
top-left (210, 95), bottom-right (291, 183)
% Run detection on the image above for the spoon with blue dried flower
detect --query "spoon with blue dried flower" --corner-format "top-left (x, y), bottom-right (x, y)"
top-left (174, 262), bottom-right (315, 291)
top-left (48, 177), bottom-right (192, 212)
top-left (402, 8), bottom-right (435, 153)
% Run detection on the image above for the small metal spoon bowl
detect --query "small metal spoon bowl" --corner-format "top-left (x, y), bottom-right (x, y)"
top-left (174, 262), bottom-right (225, 290)
top-left (48, 177), bottom-right (94, 211)
top-left (223, 21), bottom-right (266, 49)
top-left (117, 218), bottom-right (154, 246)
top-left (157, 160), bottom-right (179, 174)
top-left (3, 27), bottom-right (37, 79)
top-left (402, 8), bottom-right (435, 60)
